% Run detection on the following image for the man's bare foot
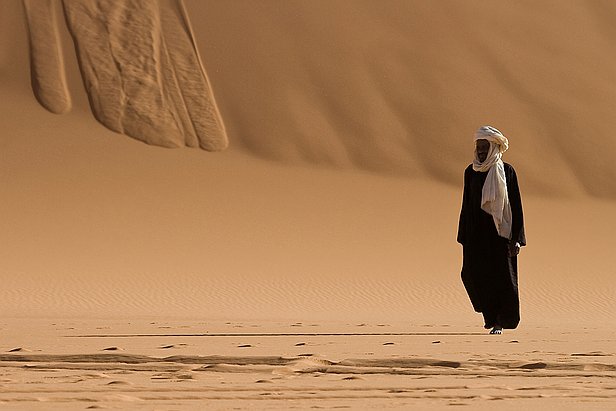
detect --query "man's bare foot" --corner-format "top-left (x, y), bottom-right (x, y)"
top-left (489, 326), bottom-right (503, 335)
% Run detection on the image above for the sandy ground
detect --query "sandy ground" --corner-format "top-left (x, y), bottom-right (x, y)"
top-left (1, 0), bottom-right (615, 409)
top-left (1, 319), bottom-right (615, 410)
top-left (1, 91), bottom-right (614, 409)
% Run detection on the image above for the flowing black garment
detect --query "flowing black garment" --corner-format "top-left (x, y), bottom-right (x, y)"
top-left (457, 163), bottom-right (526, 329)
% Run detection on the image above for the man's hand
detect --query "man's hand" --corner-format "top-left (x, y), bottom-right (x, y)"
top-left (508, 242), bottom-right (521, 257)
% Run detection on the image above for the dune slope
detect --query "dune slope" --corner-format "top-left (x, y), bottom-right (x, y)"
top-left (1, 0), bottom-right (615, 325)
top-left (22, 0), bottom-right (228, 150)
top-left (187, 0), bottom-right (616, 198)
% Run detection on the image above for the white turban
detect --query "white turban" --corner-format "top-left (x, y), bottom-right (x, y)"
top-left (473, 126), bottom-right (512, 240)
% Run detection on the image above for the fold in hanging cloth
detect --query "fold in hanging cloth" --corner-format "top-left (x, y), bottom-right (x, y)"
top-left (472, 126), bottom-right (512, 240)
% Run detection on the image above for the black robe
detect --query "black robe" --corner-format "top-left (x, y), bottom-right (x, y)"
top-left (457, 162), bottom-right (526, 329)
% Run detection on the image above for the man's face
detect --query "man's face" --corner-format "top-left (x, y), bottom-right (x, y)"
top-left (476, 139), bottom-right (490, 162)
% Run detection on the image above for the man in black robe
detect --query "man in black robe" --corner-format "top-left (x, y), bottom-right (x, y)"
top-left (457, 126), bottom-right (526, 334)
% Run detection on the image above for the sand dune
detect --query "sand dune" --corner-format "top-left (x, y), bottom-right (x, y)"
top-left (0, 93), bottom-right (613, 324)
top-left (22, 0), bottom-right (71, 114)
top-left (185, 0), bottom-right (616, 198)
top-left (23, 0), bottom-right (227, 150)
top-left (12, 0), bottom-right (616, 197)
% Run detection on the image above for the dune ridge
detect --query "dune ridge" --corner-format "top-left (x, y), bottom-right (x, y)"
top-left (61, 0), bottom-right (227, 150)
top-left (23, 0), bottom-right (228, 150)
top-left (22, 0), bottom-right (71, 114)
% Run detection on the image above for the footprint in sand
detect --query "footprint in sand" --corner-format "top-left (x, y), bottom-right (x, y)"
top-left (518, 362), bottom-right (547, 370)
top-left (107, 380), bottom-right (132, 386)
top-left (152, 372), bottom-right (193, 380)
top-left (112, 370), bottom-right (134, 375)
top-left (572, 351), bottom-right (612, 357)
top-left (7, 347), bottom-right (30, 352)
top-left (81, 373), bottom-right (111, 380)
top-left (159, 343), bottom-right (188, 349)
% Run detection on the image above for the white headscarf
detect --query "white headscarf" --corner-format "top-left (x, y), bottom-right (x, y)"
top-left (473, 126), bottom-right (512, 240)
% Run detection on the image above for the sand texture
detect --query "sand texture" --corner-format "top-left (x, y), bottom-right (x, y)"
top-left (188, 0), bottom-right (616, 198)
top-left (1, 320), bottom-right (615, 410)
top-left (1, 0), bottom-right (615, 409)
top-left (26, 0), bottom-right (228, 150)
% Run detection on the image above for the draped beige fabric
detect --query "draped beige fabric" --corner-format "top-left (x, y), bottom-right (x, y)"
top-left (472, 126), bottom-right (512, 240)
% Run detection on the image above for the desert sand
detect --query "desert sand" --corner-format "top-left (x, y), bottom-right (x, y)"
top-left (1, 0), bottom-right (615, 409)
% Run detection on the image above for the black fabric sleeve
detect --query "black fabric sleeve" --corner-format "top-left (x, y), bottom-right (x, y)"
top-left (506, 164), bottom-right (526, 246)
top-left (457, 166), bottom-right (470, 245)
